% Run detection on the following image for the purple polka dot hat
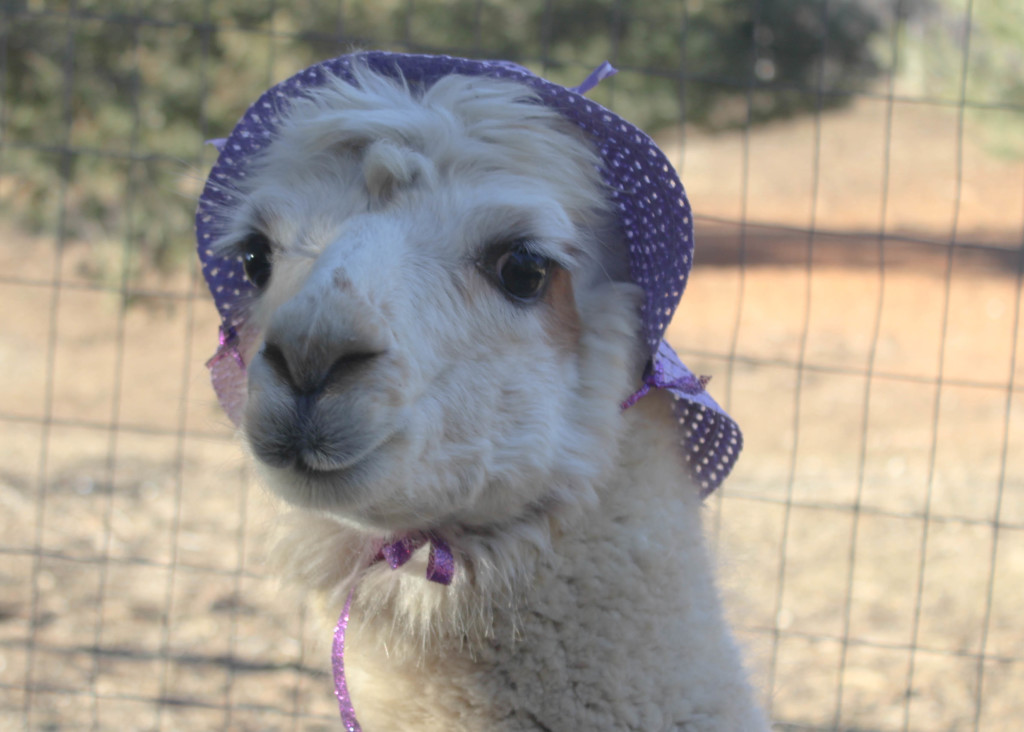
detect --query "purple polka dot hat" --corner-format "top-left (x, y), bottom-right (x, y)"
top-left (196, 51), bottom-right (742, 495)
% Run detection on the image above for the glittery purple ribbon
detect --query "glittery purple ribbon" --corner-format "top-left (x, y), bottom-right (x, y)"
top-left (333, 591), bottom-right (361, 732)
top-left (376, 532), bottom-right (455, 585)
top-left (333, 533), bottom-right (454, 729)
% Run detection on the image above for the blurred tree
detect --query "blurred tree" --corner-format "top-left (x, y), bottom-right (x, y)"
top-left (537, 0), bottom-right (885, 128)
top-left (6, 0), bottom-right (1015, 275)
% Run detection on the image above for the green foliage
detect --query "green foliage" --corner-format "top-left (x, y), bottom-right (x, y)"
top-left (539, 0), bottom-right (885, 128)
top-left (897, 0), bottom-right (1024, 158)
top-left (0, 1), bottom-right (911, 276)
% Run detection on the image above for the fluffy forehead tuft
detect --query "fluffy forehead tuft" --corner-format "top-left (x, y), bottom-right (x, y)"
top-left (247, 63), bottom-right (613, 223)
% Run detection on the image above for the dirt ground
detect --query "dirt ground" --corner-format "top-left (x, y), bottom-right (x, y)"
top-left (1, 97), bottom-right (1023, 731)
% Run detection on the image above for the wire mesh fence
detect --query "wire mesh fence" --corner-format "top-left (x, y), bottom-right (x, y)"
top-left (1, 1), bottom-right (1022, 730)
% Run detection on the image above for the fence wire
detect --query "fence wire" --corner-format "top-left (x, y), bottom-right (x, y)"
top-left (1, 1), bottom-right (1022, 731)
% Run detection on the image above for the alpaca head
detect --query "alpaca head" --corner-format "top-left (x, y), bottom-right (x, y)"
top-left (207, 66), bottom-right (641, 533)
top-left (198, 53), bottom-right (741, 541)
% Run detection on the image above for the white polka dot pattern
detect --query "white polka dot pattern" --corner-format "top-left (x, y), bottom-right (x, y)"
top-left (195, 52), bottom-right (742, 494)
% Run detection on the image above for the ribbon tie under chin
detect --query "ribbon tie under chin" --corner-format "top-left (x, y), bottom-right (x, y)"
top-left (376, 532), bottom-right (455, 585)
top-left (333, 533), bottom-right (454, 731)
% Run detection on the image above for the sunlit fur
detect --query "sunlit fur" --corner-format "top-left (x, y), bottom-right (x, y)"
top-left (213, 61), bottom-right (768, 730)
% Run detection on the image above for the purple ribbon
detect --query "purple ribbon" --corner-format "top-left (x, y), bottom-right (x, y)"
top-left (570, 61), bottom-right (617, 94)
top-left (333, 534), bottom-right (454, 729)
top-left (621, 360), bottom-right (710, 410)
top-left (205, 325), bottom-right (245, 370)
top-left (376, 532), bottom-right (455, 585)
top-left (333, 592), bottom-right (361, 732)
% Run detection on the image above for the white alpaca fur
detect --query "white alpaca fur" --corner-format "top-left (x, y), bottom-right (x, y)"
top-left (214, 64), bottom-right (768, 730)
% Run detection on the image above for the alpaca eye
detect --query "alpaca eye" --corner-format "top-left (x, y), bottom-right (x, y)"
top-left (494, 245), bottom-right (551, 302)
top-left (241, 232), bottom-right (273, 289)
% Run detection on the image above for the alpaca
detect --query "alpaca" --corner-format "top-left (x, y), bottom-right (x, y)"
top-left (197, 52), bottom-right (768, 731)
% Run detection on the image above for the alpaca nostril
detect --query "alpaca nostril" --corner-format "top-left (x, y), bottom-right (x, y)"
top-left (320, 350), bottom-right (382, 393)
top-left (261, 342), bottom-right (295, 387)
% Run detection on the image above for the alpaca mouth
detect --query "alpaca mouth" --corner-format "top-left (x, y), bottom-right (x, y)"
top-left (257, 439), bottom-right (385, 513)
top-left (283, 428), bottom-right (399, 482)
top-left (293, 454), bottom-right (341, 476)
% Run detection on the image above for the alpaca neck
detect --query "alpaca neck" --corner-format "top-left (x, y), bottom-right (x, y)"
top-left (343, 391), bottom-right (766, 731)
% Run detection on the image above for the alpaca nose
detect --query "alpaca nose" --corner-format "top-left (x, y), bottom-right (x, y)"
top-left (259, 340), bottom-right (381, 395)
top-left (260, 288), bottom-right (389, 395)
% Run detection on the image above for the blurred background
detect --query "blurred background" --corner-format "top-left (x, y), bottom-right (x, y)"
top-left (1, 0), bottom-right (1022, 729)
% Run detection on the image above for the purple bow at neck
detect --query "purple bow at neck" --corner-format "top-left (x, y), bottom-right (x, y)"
top-left (375, 532), bottom-right (455, 585)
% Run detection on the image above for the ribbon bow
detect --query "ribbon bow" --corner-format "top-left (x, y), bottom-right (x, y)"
top-left (375, 532), bottom-right (455, 585)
